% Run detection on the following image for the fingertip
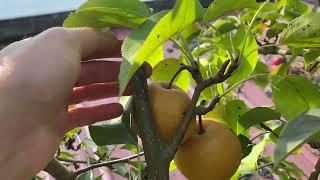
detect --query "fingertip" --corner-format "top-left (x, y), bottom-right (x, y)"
top-left (66, 103), bottom-right (124, 130)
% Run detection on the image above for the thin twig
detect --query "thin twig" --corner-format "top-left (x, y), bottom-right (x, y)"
top-left (257, 162), bottom-right (274, 170)
top-left (260, 123), bottom-right (279, 138)
top-left (56, 157), bottom-right (88, 164)
top-left (250, 132), bottom-right (269, 142)
top-left (168, 64), bottom-right (202, 88)
top-left (307, 60), bottom-right (320, 72)
top-left (74, 152), bottom-right (144, 177)
top-left (170, 38), bottom-right (195, 67)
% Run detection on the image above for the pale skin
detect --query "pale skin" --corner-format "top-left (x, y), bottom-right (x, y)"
top-left (0, 27), bottom-right (130, 179)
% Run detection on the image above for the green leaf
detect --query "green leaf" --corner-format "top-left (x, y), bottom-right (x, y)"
top-left (213, 16), bottom-right (238, 35)
top-left (121, 144), bottom-right (141, 153)
top-left (228, 26), bottom-right (259, 86)
top-left (89, 98), bottom-right (137, 145)
top-left (275, 108), bottom-right (320, 165)
top-left (272, 75), bottom-right (320, 120)
top-left (283, 161), bottom-right (304, 178)
top-left (199, 60), bottom-right (220, 100)
top-left (96, 146), bottom-right (107, 159)
top-left (204, 0), bottom-right (259, 22)
top-left (179, 23), bottom-right (202, 44)
top-left (128, 160), bottom-right (146, 170)
top-left (238, 134), bottom-right (253, 159)
top-left (266, 23), bottom-right (287, 38)
top-left (304, 48), bottom-right (320, 66)
top-left (81, 138), bottom-right (98, 150)
top-left (62, 127), bottom-right (81, 144)
top-left (252, 61), bottom-right (270, 88)
top-left (95, 175), bottom-right (103, 180)
top-left (280, 12), bottom-right (320, 48)
top-left (238, 107), bottom-right (281, 133)
top-left (120, 0), bottom-right (203, 94)
top-left (169, 161), bottom-right (177, 172)
top-left (284, 0), bottom-right (312, 20)
top-left (231, 135), bottom-right (270, 179)
top-left (134, 0), bottom-right (203, 62)
top-left (151, 58), bottom-right (190, 92)
top-left (77, 171), bottom-right (94, 180)
top-left (119, 11), bottom-right (167, 94)
top-left (113, 163), bottom-right (129, 178)
top-left (63, 0), bottom-right (151, 29)
top-left (58, 151), bottom-right (75, 159)
top-left (225, 100), bottom-right (249, 134)
top-left (270, 124), bottom-right (285, 143)
top-left (89, 121), bottom-right (137, 145)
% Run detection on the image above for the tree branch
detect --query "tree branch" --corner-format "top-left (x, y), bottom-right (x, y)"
top-left (74, 152), bottom-right (144, 177)
top-left (168, 64), bottom-right (203, 89)
top-left (165, 85), bottom-right (202, 159)
top-left (132, 64), bottom-right (170, 180)
top-left (165, 57), bottom-right (239, 159)
top-left (44, 159), bottom-right (75, 180)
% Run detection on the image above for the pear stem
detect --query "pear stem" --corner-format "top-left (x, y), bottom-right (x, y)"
top-left (198, 115), bottom-right (205, 135)
top-left (168, 64), bottom-right (203, 89)
top-left (168, 65), bottom-right (186, 89)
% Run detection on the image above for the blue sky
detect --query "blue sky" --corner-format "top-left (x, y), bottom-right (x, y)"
top-left (0, 0), bottom-right (86, 20)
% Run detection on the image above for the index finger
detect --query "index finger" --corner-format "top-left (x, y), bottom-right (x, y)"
top-left (66, 27), bottom-right (122, 60)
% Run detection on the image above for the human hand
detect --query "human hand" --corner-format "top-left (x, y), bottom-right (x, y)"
top-left (0, 27), bottom-right (128, 179)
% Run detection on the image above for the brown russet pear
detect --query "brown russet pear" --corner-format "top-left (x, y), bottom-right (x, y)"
top-left (148, 82), bottom-right (196, 144)
top-left (174, 118), bottom-right (242, 180)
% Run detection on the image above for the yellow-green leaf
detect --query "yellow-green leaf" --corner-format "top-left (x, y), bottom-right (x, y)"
top-left (204, 0), bottom-right (259, 22)
top-left (64, 0), bottom-right (151, 29)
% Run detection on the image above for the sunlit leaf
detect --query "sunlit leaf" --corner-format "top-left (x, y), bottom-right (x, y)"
top-left (231, 135), bottom-right (270, 179)
top-left (280, 12), bottom-right (320, 48)
top-left (119, 0), bottom-right (203, 94)
top-left (204, 102), bottom-right (226, 122)
top-left (64, 0), bottom-right (151, 29)
top-left (227, 26), bottom-right (259, 86)
top-left (304, 48), bottom-right (320, 66)
top-left (119, 11), bottom-right (167, 94)
top-left (169, 161), bottom-right (177, 172)
top-left (225, 100), bottom-right (249, 134)
top-left (275, 108), bottom-right (320, 165)
top-left (62, 128), bottom-right (81, 144)
top-left (213, 16), bottom-right (238, 35)
top-left (151, 58), bottom-right (190, 92)
top-left (204, 0), bottom-right (259, 22)
top-left (58, 151), bottom-right (75, 159)
top-left (135, 0), bottom-right (203, 62)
